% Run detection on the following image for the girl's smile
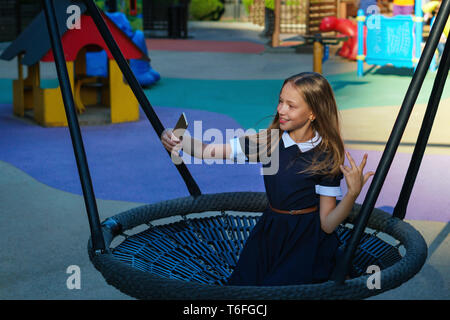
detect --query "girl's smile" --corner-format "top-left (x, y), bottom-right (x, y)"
top-left (277, 82), bottom-right (315, 142)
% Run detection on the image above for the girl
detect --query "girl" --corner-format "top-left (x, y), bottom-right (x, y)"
top-left (161, 72), bottom-right (374, 286)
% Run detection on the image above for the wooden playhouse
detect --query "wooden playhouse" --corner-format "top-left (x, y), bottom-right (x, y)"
top-left (0, 1), bottom-right (148, 127)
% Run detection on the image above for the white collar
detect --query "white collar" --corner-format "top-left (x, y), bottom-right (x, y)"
top-left (282, 130), bottom-right (322, 152)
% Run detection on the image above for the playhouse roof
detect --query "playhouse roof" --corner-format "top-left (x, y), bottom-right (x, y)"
top-left (0, 0), bottom-right (148, 66)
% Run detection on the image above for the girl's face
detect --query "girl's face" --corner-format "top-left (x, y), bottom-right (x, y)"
top-left (277, 82), bottom-right (315, 133)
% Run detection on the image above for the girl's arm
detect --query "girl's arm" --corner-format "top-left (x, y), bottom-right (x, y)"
top-left (319, 152), bottom-right (374, 234)
top-left (319, 193), bottom-right (357, 234)
top-left (161, 129), bottom-right (232, 160)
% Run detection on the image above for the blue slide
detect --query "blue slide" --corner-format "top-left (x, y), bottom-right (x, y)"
top-left (85, 12), bottom-right (160, 86)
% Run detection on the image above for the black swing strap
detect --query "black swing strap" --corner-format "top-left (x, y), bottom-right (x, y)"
top-left (393, 28), bottom-right (450, 219)
top-left (82, 0), bottom-right (201, 198)
top-left (42, 0), bottom-right (106, 253)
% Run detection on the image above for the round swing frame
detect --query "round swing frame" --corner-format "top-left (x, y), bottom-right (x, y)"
top-left (88, 192), bottom-right (427, 300)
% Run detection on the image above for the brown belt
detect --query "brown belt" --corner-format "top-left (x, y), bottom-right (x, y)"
top-left (269, 203), bottom-right (318, 215)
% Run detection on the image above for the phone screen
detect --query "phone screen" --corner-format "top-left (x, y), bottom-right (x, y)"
top-left (173, 112), bottom-right (188, 139)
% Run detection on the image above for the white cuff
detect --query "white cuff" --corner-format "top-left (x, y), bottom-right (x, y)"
top-left (315, 185), bottom-right (342, 197)
top-left (229, 137), bottom-right (248, 162)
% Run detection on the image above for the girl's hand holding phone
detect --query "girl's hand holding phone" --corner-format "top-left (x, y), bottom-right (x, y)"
top-left (161, 113), bottom-right (188, 157)
top-left (161, 129), bottom-right (183, 156)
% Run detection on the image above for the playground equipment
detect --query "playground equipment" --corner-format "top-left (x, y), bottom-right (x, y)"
top-left (85, 11), bottom-right (161, 87)
top-left (0, 0), bottom-right (145, 127)
top-left (319, 16), bottom-right (367, 60)
top-left (268, 1), bottom-right (361, 72)
top-left (271, 0), bottom-right (339, 47)
top-left (286, 33), bottom-right (349, 73)
top-left (267, 0), bottom-right (341, 73)
top-left (41, 0), bottom-right (450, 300)
top-left (356, 2), bottom-right (437, 76)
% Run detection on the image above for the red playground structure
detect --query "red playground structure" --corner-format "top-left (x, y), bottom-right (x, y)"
top-left (319, 16), bottom-right (367, 61)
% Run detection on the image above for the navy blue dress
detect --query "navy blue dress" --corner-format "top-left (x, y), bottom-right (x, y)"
top-left (226, 130), bottom-right (344, 286)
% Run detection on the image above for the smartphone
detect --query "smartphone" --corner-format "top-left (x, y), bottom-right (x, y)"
top-left (173, 112), bottom-right (188, 140)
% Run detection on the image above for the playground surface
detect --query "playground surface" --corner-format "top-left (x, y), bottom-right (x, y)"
top-left (0, 21), bottom-right (448, 300)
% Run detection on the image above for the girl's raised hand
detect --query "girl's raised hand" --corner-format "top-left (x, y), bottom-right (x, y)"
top-left (340, 151), bottom-right (375, 199)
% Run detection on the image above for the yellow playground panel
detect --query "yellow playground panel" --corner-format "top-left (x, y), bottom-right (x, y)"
top-left (13, 51), bottom-right (139, 127)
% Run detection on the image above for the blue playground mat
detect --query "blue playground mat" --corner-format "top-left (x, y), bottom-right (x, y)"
top-left (0, 102), bottom-right (264, 204)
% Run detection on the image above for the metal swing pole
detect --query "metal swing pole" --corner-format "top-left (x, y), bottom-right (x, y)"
top-left (393, 35), bottom-right (450, 220)
top-left (331, 0), bottom-right (450, 284)
top-left (82, 0), bottom-right (201, 197)
top-left (42, 0), bottom-right (105, 254)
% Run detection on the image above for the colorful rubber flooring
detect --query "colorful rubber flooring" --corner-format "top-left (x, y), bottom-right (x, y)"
top-left (0, 65), bottom-right (449, 222)
top-left (145, 39), bottom-right (265, 53)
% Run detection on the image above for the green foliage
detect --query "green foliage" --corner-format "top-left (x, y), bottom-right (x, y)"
top-left (265, 0), bottom-right (304, 10)
top-left (243, 0), bottom-right (254, 14)
top-left (94, 0), bottom-right (106, 10)
top-left (190, 0), bottom-right (224, 20)
top-left (265, 0), bottom-right (274, 10)
top-left (129, 18), bottom-right (143, 31)
top-left (243, 0), bottom-right (304, 14)
top-left (285, 0), bottom-right (303, 5)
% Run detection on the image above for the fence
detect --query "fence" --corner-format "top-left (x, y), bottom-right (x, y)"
top-left (0, 0), bottom-right (43, 42)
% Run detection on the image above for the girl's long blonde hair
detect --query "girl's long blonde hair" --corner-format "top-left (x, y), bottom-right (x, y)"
top-left (245, 72), bottom-right (345, 176)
